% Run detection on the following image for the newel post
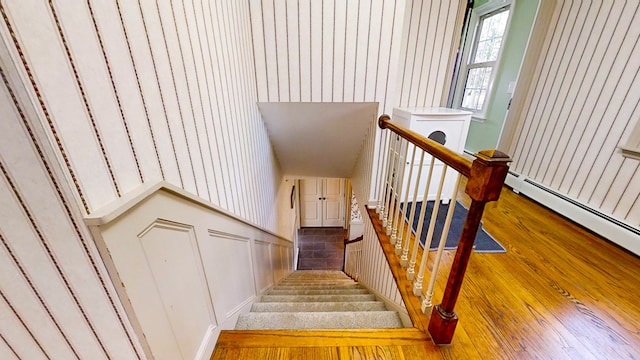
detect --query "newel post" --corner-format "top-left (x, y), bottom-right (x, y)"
top-left (428, 150), bottom-right (511, 345)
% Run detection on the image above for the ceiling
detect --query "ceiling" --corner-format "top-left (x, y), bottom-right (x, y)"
top-left (257, 102), bottom-right (379, 178)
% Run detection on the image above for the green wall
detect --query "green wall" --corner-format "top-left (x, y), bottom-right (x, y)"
top-left (464, 0), bottom-right (540, 152)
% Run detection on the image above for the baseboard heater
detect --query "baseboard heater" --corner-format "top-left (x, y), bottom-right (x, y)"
top-left (505, 171), bottom-right (640, 256)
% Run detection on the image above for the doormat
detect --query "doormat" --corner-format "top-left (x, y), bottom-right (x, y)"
top-left (402, 201), bottom-right (506, 253)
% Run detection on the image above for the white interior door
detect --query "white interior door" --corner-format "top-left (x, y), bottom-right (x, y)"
top-left (300, 178), bottom-right (345, 227)
top-left (300, 179), bottom-right (323, 227)
top-left (322, 178), bottom-right (345, 227)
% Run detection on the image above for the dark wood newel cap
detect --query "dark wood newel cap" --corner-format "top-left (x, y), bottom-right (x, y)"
top-left (378, 114), bottom-right (391, 129)
top-left (474, 149), bottom-right (512, 163)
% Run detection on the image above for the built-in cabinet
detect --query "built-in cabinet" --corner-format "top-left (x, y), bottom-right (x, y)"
top-left (300, 178), bottom-right (345, 227)
top-left (392, 107), bottom-right (472, 203)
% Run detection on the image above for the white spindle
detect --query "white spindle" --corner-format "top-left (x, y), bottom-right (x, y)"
top-left (406, 155), bottom-right (436, 281)
top-left (401, 150), bottom-right (425, 267)
top-left (381, 134), bottom-right (397, 223)
top-left (422, 173), bottom-right (462, 312)
top-left (389, 140), bottom-right (408, 240)
top-left (376, 130), bottom-right (389, 214)
top-left (384, 136), bottom-right (403, 235)
top-left (396, 144), bottom-right (417, 254)
top-left (413, 164), bottom-right (448, 296)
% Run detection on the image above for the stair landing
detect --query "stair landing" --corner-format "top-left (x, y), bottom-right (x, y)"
top-left (211, 328), bottom-right (434, 359)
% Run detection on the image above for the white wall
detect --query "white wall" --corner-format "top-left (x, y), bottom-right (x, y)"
top-left (0, 52), bottom-right (143, 359)
top-left (250, 0), bottom-right (467, 201)
top-left (250, 0), bottom-right (465, 114)
top-left (0, 0), bottom-right (284, 359)
top-left (508, 0), bottom-right (640, 226)
top-left (0, 0), bottom-right (282, 230)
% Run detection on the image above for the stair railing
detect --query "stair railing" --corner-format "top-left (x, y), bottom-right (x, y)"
top-left (343, 236), bottom-right (363, 280)
top-left (374, 114), bottom-right (510, 344)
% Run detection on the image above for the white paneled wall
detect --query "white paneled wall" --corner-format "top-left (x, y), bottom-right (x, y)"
top-left (91, 187), bottom-right (293, 359)
top-left (510, 0), bottom-right (640, 226)
top-left (250, 0), bottom-right (465, 114)
top-left (0, 0), bottom-right (281, 230)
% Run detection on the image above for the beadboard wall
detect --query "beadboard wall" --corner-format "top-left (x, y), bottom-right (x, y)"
top-left (508, 0), bottom-right (640, 227)
top-left (250, 0), bottom-right (466, 114)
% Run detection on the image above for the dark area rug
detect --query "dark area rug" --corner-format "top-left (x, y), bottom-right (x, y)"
top-left (402, 201), bottom-right (506, 253)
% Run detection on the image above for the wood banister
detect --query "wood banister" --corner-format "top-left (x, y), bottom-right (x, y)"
top-left (343, 235), bottom-right (364, 277)
top-left (344, 235), bottom-right (364, 246)
top-left (377, 114), bottom-right (511, 344)
top-left (378, 115), bottom-right (473, 177)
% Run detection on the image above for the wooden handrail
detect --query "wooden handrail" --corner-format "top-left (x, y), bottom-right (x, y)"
top-left (378, 115), bottom-right (473, 177)
top-left (344, 235), bottom-right (364, 246)
top-left (343, 235), bottom-right (363, 276)
top-left (377, 114), bottom-right (511, 344)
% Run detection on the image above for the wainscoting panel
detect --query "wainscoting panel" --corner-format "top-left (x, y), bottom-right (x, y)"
top-left (509, 0), bottom-right (640, 227)
top-left (203, 230), bottom-right (255, 320)
top-left (89, 185), bottom-right (293, 359)
top-left (254, 240), bottom-right (275, 293)
top-left (137, 221), bottom-right (213, 360)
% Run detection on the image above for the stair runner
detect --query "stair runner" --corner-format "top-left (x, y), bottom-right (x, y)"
top-left (235, 270), bottom-right (403, 330)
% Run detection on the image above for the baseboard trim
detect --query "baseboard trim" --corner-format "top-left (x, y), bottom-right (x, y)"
top-left (505, 173), bottom-right (640, 256)
top-left (359, 285), bottom-right (412, 328)
top-left (195, 324), bottom-right (217, 360)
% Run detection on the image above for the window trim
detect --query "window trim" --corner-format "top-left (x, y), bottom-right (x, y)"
top-left (453, 0), bottom-right (513, 119)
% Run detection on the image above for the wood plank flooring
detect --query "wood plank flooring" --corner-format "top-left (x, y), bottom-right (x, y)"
top-left (212, 183), bottom-right (640, 359)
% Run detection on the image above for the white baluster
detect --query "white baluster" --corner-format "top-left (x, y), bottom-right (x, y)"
top-left (401, 150), bottom-right (424, 267)
top-left (383, 135), bottom-right (399, 228)
top-left (421, 173), bottom-right (462, 314)
top-left (406, 155), bottom-right (436, 281)
top-left (376, 131), bottom-right (389, 214)
top-left (396, 144), bottom-right (417, 255)
top-left (381, 134), bottom-right (397, 223)
top-left (421, 173), bottom-right (462, 312)
top-left (413, 164), bottom-right (447, 296)
top-left (390, 140), bottom-right (408, 244)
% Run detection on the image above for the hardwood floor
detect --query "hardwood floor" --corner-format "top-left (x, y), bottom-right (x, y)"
top-left (212, 184), bottom-right (640, 359)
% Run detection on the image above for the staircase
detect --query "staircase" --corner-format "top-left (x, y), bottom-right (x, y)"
top-left (235, 270), bottom-right (404, 330)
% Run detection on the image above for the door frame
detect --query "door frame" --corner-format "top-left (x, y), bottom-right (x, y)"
top-left (296, 177), bottom-right (347, 228)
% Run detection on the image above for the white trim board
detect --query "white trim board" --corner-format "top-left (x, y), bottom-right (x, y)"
top-left (506, 173), bottom-right (640, 256)
top-left (360, 284), bottom-right (412, 328)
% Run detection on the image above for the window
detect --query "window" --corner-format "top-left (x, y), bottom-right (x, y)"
top-left (454, 2), bottom-right (511, 117)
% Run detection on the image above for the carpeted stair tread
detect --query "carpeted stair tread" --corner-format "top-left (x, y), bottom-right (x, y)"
top-left (261, 294), bottom-right (376, 302)
top-left (267, 288), bottom-right (370, 295)
top-left (277, 281), bottom-right (358, 286)
top-left (288, 270), bottom-right (347, 275)
top-left (234, 311), bottom-right (403, 330)
top-left (235, 270), bottom-right (406, 331)
top-left (272, 284), bottom-right (364, 290)
top-left (250, 301), bottom-right (387, 312)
